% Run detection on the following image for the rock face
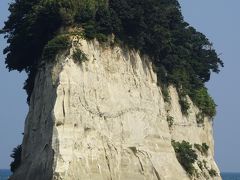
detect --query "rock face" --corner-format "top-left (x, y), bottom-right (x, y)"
top-left (11, 38), bottom-right (221, 180)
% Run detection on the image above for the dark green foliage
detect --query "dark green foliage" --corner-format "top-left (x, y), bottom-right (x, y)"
top-left (198, 160), bottom-right (217, 177)
top-left (190, 88), bottom-right (216, 118)
top-left (179, 97), bottom-right (190, 115)
top-left (177, 89), bottom-right (190, 115)
top-left (42, 35), bottom-right (71, 61)
top-left (208, 168), bottom-right (217, 177)
top-left (178, 96), bottom-right (190, 115)
top-left (1, 0), bottom-right (223, 108)
top-left (72, 49), bottom-right (88, 63)
top-left (10, 145), bottom-right (22, 173)
top-left (194, 144), bottom-right (202, 152)
top-left (202, 143), bottom-right (209, 155)
top-left (0, 0), bottom-right (71, 102)
top-left (194, 143), bottom-right (209, 156)
top-left (172, 140), bottom-right (198, 176)
top-left (167, 115), bottom-right (174, 128)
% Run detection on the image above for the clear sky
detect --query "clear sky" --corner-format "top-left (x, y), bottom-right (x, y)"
top-left (0, 0), bottom-right (28, 169)
top-left (0, 0), bottom-right (239, 172)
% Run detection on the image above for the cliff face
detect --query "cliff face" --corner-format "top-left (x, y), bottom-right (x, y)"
top-left (11, 38), bottom-right (221, 180)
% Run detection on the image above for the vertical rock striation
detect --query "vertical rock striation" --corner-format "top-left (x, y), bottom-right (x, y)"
top-left (11, 38), bottom-right (221, 180)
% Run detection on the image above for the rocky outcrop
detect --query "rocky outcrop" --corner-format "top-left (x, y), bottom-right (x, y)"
top-left (11, 38), bottom-right (221, 180)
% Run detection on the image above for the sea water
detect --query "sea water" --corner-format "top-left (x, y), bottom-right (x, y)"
top-left (221, 173), bottom-right (240, 180)
top-left (0, 170), bottom-right (11, 180)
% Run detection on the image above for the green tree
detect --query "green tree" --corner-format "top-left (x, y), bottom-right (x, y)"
top-left (1, 0), bottom-right (223, 112)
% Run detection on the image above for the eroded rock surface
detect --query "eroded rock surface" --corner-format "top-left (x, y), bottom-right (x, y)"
top-left (11, 39), bottom-right (221, 180)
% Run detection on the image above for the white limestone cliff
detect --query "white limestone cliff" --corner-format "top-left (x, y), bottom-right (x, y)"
top-left (11, 38), bottom-right (221, 180)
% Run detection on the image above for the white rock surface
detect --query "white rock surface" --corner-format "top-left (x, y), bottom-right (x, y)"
top-left (11, 38), bottom-right (221, 180)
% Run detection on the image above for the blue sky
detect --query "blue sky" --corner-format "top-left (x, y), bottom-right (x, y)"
top-left (0, 0), bottom-right (240, 172)
top-left (0, 0), bottom-right (28, 170)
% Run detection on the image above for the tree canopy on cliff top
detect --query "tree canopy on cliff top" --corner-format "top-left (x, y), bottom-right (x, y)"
top-left (0, 0), bottom-right (223, 117)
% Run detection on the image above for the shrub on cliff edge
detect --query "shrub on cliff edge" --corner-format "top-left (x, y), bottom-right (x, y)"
top-left (172, 140), bottom-right (198, 176)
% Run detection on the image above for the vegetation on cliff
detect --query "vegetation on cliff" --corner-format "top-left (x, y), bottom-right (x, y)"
top-left (194, 143), bottom-right (209, 156)
top-left (1, 0), bottom-right (223, 117)
top-left (172, 140), bottom-right (198, 176)
top-left (10, 145), bottom-right (22, 173)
